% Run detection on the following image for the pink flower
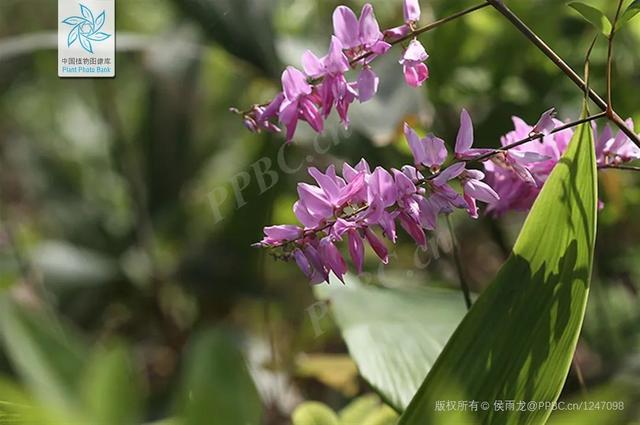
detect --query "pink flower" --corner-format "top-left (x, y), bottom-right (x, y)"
top-left (403, 123), bottom-right (448, 169)
top-left (602, 118), bottom-right (640, 164)
top-left (257, 225), bottom-right (303, 246)
top-left (332, 4), bottom-right (391, 57)
top-left (279, 66), bottom-right (323, 142)
top-left (400, 39), bottom-right (429, 87)
top-left (454, 109), bottom-right (494, 160)
top-left (459, 169), bottom-right (500, 218)
top-left (531, 107), bottom-right (557, 135)
top-left (403, 0), bottom-right (421, 23)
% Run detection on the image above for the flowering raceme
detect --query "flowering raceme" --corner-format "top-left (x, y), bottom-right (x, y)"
top-left (235, 0), bottom-right (430, 142)
top-left (257, 108), bottom-right (640, 282)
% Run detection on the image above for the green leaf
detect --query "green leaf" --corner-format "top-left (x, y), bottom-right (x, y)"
top-left (81, 343), bottom-right (142, 425)
top-left (398, 122), bottom-right (598, 425)
top-left (315, 278), bottom-right (468, 411)
top-left (568, 2), bottom-right (613, 37)
top-left (175, 329), bottom-right (263, 425)
top-left (292, 402), bottom-right (340, 425)
top-left (617, 0), bottom-right (640, 29)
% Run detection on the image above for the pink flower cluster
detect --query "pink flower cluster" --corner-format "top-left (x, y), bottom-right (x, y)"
top-left (256, 111), bottom-right (500, 283)
top-left (484, 114), bottom-right (640, 215)
top-left (257, 108), bottom-right (640, 282)
top-left (239, 0), bottom-right (430, 142)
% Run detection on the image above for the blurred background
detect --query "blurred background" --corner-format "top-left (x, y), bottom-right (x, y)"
top-left (0, 0), bottom-right (639, 423)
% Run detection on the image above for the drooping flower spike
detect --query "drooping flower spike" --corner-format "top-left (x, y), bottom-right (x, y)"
top-left (235, 0), bottom-right (433, 142)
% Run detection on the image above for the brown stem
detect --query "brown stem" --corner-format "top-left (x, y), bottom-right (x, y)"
top-left (485, 0), bottom-right (640, 148)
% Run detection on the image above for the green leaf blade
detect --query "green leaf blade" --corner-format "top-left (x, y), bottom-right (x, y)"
top-left (399, 122), bottom-right (598, 425)
top-left (315, 280), bottom-right (468, 411)
top-left (618, 0), bottom-right (640, 29)
top-left (568, 2), bottom-right (613, 37)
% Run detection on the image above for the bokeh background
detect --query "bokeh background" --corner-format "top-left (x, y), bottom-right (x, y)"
top-left (0, 0), bottom-right (639, 423)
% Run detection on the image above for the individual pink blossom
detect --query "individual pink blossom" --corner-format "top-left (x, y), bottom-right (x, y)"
top-left (404, 123), bottom-right (448, 169)
top-left (258, 225), bottom-right (303, 246)
top-left (459, 169), bottom-right (500, 218)
top-left (332, 4), bottom-right (391, 58)
top-left (357, 66), bottom-right (379, 102)
top-left (403, 0), bottom-right (421, 23)
top-left (399, 39), bottom-right (429, 87)
top-left (279, 66), bottom-right (323, 141)
top-left (602, 119), bottom-right (640, 164)
top-left (454, 109), bottom-right (494, 160)
top-left (531, 107), bottom-right (557, 135)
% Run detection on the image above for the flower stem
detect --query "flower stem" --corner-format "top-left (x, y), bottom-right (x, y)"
top-left (599, 164), bottom-right (640, 172)
top-left (351, 2), bottom-right (491, 64)
top-left (471, 112), bottom-right (607, 163)
top-left (485, 0), bottom-right (640, 149)
top-left (446, 214), bottom-right (472, 310)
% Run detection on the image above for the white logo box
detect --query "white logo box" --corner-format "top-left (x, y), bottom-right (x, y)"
top-left (58, 0), bottom-right (115, 78)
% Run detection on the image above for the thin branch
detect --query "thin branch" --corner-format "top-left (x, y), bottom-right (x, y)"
top-left (351, 2), bottom-right (491, 64)
top-left (607, 0), bottom-right (626, 113)
top-left (470, 112), bottom-right (607, 163)
top-left (599, 164), bottom-right (640, 172)
top-left (446, 215), bottom-right (472, 310)
top-left (485, 0), bottom-right (640, 149)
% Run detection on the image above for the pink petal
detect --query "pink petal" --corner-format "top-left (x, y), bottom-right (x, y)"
top-left (423, 134), bottom-right (448, 168)
top-left (281, 66), bottom-right (311, 100)
top-left (403, 0), bottom-right (421, 22)
top-left (364, 228), bottom-right (389, 264)
top-left (332, 6), bottom-right (360, 49)
top-left (403, 123), bottom-right (426, 166)
top-left (302, 50), bottom-right (325, 78)
top-left (319, 237), bottom-right (347, 283)
top-left (369, 167), bottom-right (397, 207)
top-left (325, 36), bottom-right (350, 75)
top-left (357, 67), bottom-right (379, 102)
top-left (402, 39), bottom-right (428, 62)
top-left (359, 3), bottom-right (383, 47)
top-left (455, 109), bottom-right (474, 156)
top-left (531, 107), bottom-right (557, 135)
top-left (347, 229), bottom-right (365, 274)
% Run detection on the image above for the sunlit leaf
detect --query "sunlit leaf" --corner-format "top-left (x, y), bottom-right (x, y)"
top-left (617, 0), bottom-right (640, 29)
top-left (399, 122), bottom-right (597, 424)
top-left (315, 278), bottom-right (468, 411)
top-left (568, 2), bottom-right (612, 37)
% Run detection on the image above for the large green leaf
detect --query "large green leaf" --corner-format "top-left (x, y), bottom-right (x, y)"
top-left (315, 278), bottom-right (468, 411)
top-left (399, 122), bottom-right (597, 425)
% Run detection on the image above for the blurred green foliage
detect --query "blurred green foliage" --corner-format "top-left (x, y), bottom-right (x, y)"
top-left (0, 0), bottom-right (639, 423)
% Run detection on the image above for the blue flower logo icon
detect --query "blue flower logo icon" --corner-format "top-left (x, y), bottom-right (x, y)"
top-left (62, 4), bottom-right (111, 54)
